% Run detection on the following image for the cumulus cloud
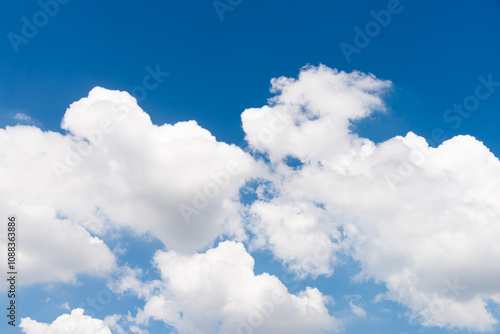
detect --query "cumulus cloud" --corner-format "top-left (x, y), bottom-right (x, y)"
top-left (0, 203), bottom-right (115, 288)
top-left (108, 266), bottom-right (162, 300)
top-left (0, 87), bottom-right (261, 287)
top-left (248, 200), bottom-right (342, 278)
top-left (5, 64), bottom-right (500, 333)
top-left (20, 308), bottom-right (112, 334)
top-left (131, 241), bottom-right (340, 334)
top-left (241, 64), bottom-right (500, 331)
top-left (55, 87), bottom-right (260, 252)
top-left (0, 121), bottom-right (116, 287)
top-left (241, 65), bottom-right (391, 162)
top-left (60, 88), bottom-right (257, 252)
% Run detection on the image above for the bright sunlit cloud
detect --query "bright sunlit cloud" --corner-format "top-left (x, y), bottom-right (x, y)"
top-left (2, 65), bottom-right (499, 334)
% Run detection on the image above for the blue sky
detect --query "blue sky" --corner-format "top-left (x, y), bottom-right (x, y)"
top-left (1, 1), bottom-right (500, 334)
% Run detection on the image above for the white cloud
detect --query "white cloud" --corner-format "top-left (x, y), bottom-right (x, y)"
top-left (0, 87), bottom-right (261, 287)
top-left (0, 204), bottom-right (115, 288)
top-left (349, 301), bottom-right (366, 318)
top-left (241, 65), bottom-right (500, 331)
top-left (53, 87), bottom-right (260, 252)
top-left (20, 308), bottom-right (112, 334)
top-left (133, 241), bottom-right (340, 334)
top-left (59, 302), bottom-right (70, 311)
top-left (103, 314), bottom-right (127, 334)
top-left (248, 200), bottom-right (342, 278)
top-left (13, 112), bottom-right (32, 121)
top-left (4, 64), bottom-right (500, 333)
top-left (108, 266), bottom-right (161, 300)
top-left (242, 64), bottom-right (391, 162)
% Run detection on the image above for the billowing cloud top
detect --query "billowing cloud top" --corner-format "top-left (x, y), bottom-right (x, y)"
top-left (242, 65), bottom-right (500, 332)
top-left (2, 65), bottom-right (499, 333)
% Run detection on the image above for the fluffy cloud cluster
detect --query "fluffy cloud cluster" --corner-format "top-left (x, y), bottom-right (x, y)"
top-left (5, 64), bottom-right (500, 333)
top-left (1, 204), bottom-right (115, 287)
top-left (55, 87), bottom-right (260, 252)
top-left (20, 308), bottom-right (112, 334)
top-left (0, 123), bottom-right (116, 287)
top-left (241, 65), bottom-right (500, 331)
top-left (0, 87), bottom-right (260, 287)
top-left (128, 241), bottom-right (340, 334)
top-left (248, 200), bottom-right (343, 278)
